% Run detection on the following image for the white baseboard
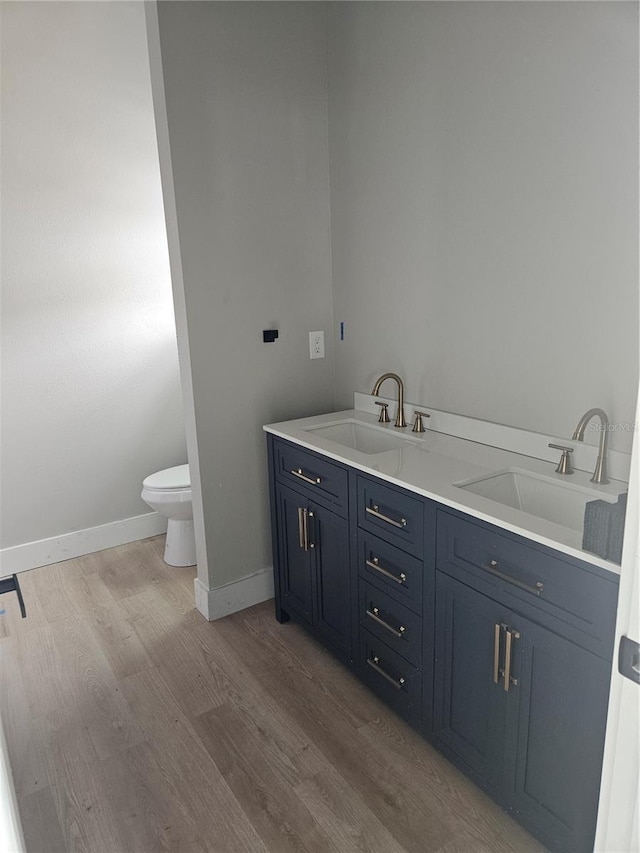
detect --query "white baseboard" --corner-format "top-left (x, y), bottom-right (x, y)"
top-left (0, 512), bottom-right (167, 575)
top-left (194, 567), bottom-right (274, 621)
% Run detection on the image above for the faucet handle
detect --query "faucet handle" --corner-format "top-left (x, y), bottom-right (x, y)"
top-left (412, 411), bottom-right (431, 433)
top-left (549, 443), bottom-right (574, 475)
top-left (375, 401), bottom-right (390, 423)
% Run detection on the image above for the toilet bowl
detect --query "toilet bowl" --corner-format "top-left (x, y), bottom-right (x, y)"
top-left (141, 464), bottom-right (196, 567)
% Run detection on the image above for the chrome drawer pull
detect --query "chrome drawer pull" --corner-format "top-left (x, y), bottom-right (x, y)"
top-left (483, 559), bottom-right (544, 596)
top-left (291, 467), bottom-right (321, 486)
top-left (365, 504), bottom-right (407, 529)
top-left (366, 607), bottom-right (406, 639)
top-left (367, 655), bottom-right (406, 690)
top-left (365, 557), bottom-right (407, 585)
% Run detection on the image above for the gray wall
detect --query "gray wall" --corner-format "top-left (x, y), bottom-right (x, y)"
top-left (154, 1), bottom-right (638, 598)
top-left (328, 2), bottom-right (638, 451)
top-left (155, 2), bottom-right (335, 588)
top-left (1, 1), bottom-right (186, 549)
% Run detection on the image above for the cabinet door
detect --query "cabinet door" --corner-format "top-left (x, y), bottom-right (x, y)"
top-left (309, 501), bottom-right (351, 657)
top-left (505, 616), bottom-right (611, 853)
top-left (276, 484), bottom-right (313, 625)
top-left (434, 572), bottom-right (508, 791)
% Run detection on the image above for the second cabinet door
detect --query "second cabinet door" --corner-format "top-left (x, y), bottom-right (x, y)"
top-left (311, 500), bottom-right (350, 657)
top-left (276, 483), bottom-right (350, 658)
top-left (506, 614), bottom-right (611, 853)
top-left (434, 571), bottom-right (508, 792)
top-left (277, 484), bottom-right (314, 624)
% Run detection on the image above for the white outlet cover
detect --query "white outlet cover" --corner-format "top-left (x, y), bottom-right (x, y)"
top-left (309, 331), bottom-right (325, 359)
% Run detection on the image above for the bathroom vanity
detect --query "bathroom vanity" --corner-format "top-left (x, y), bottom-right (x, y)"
top-left (265, 402), bottom-right (625, 853)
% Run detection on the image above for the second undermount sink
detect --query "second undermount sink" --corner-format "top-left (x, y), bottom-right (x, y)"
top-left (304, 419), bottom-right (418, 455)
top-left (455, 468), bottom-right (618, 532)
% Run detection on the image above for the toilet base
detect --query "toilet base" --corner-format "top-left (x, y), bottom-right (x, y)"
top-left (164, 518), bottom-right (197, 567)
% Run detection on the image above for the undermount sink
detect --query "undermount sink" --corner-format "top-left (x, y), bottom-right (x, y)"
top-left (455, 468), bottom-right (617, 532)
top-left (304, 419), bottom-right (418, 455)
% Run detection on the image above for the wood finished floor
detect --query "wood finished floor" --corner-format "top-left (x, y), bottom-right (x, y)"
top-left (0, 536), bottom-right (547, 853)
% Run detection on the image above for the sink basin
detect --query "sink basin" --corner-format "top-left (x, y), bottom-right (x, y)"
top-left (304, 419), bottom-right (418, 455)
top-left (455, 468), bottom-right (617, 532)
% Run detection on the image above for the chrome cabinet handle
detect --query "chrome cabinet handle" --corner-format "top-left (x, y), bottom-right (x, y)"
top-left (493, 623), bottom-right (502, 684)
top-left (367, 655), bottom-right (406, 690)
top-left (365, 504), bottom-right (407, 529)
top-left (297, 507), bottom-right (305, 550)
top-left (291, 467), bottom-right (321, 486)
top-left (306, 510), bottom-right (314, 550)
top-left (366, 607), bottom-right (406, 639)
top-left (483, 559), bottom-right (544, 596)
top-left (296, 507), bottom-right (314, 551)
top-left (503, 628), bottom-right (520, 692)
top-left (365, 557), bottom-right (407, 585)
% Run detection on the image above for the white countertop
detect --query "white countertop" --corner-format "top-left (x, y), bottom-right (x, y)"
top-left (265, 408), bottom-right (627, 576)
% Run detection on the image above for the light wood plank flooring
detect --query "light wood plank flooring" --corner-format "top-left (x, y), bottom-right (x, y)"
top-left (0, 536), bottom-right (546, 853)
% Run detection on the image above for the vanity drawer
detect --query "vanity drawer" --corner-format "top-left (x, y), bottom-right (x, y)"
top-left (357, 475), bottom-right (424, 557)
top-left (358, 628), bottom-right (422, 722)
top-left (359, 580), bottom-right (422, 666)
top-left (436, 510), bottom-right (619, 658)
top-left (274, 439), bottom-right (348, 516)
top-left (358, 531), bottom-right (423, 615)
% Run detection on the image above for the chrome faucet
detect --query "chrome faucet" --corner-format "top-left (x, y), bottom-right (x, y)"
top-left (371, 372), bottom-right (407, 428)
top-left (571, 408), bottom-right (610, 484)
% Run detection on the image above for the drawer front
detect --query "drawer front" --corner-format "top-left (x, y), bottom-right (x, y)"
top-left (358, 628), bottom-right (422, 722)
top-left (357, 476), bottom-right (424, 556)
top-left (436, 510), bottom-right (619, 658)
top-left (358, 531), bottom-right (423, 615)
top-left (359, 580), bottom-right (422, 666)
top-left (274, 439), bottom-right (348, 516)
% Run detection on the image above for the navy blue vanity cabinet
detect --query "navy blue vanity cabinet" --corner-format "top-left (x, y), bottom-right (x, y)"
top-left (268, 433), bottom-right (619, 853)
top-left (434, 508), bottom-right (619, 853)
top-left (269, 437), bottom-right (353, 661)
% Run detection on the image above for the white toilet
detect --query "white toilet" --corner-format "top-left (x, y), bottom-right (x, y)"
top-left (141, 464), bottom-right (196, 567)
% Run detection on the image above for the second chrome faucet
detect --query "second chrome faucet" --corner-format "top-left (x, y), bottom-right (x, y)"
top-left (572, 408), bottom-right (610, 484)
top-left (549, 408), bottom-right (611, 484)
